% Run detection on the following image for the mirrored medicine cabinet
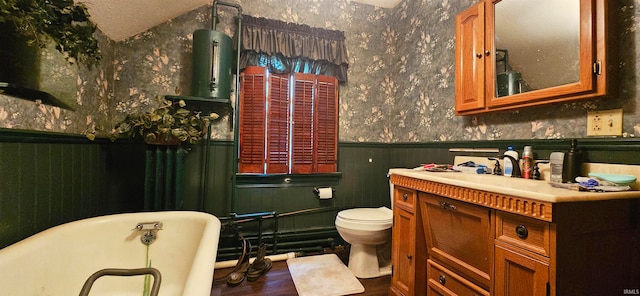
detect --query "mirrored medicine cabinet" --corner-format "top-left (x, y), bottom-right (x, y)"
top-left (455, 0), bottom-right (612, 115)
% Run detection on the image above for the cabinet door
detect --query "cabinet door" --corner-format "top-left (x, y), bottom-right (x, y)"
top-left (391, 207), bottom-right (416, 296)
top-left (494, 244), bottom-right (549, 296)
top-left (455, 2), bottom-right (486, 113)
top-left (420, 193), bottom-right (493, 289)
top-left (455, 0), bottom-right (610, 115)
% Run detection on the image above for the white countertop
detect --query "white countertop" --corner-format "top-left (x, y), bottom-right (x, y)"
top-left (388, 168), bottom-right (640, 203)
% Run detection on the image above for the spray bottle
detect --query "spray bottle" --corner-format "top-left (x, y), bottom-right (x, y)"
top-left (522, 146), bottom-right (534, 179)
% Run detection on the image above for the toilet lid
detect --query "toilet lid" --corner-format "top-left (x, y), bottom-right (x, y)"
top-left (337, 207), bottom-right (392, 222)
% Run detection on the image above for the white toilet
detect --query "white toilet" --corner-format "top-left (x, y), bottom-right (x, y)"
top-left (335, 206), bottom-right (393, 278)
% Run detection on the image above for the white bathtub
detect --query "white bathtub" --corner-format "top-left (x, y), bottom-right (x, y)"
top-left (0, 211), bottom-right (221, 295)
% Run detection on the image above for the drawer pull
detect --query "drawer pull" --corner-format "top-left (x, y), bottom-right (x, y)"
top-left (438, 201), bottom-right (457, 211)
top-left (402, 193), bottom-right (408, 201)
top-left (515, 224), bottom-right (529, 239)
top-left (439, 274), bottom-right (446, 285)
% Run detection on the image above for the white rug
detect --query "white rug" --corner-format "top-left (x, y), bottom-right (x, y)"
top-left (287, 254), bottom-right (365, 296)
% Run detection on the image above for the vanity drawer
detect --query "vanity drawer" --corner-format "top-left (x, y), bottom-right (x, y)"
top-left (496, 211), bottom-right (550, 257)
top-left (427, 259), bottom-right (489, 296)
top-left (394, 186), bottom-right (416, 211)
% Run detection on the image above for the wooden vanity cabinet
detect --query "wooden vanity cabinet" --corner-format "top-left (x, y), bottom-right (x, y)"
top-left (494, 212), bottom-right (551, 296)
top-left (420, 193), bottom-right (553, 296)
top-left (390, 186), bottom-right (426, 296)
top-left (390, 173), bottom-right (640, 296)
top-left (494, 243), bottom-right (550, 296)
top-left (495, 200), bottom-right (640, 296)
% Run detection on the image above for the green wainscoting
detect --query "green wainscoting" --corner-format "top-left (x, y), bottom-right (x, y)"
top-left (0, 130), bottom-right (146, 248)
top-left (187, 138), bottom-right (640, 235)
top-left (2, 129), bottom-right (640, 250)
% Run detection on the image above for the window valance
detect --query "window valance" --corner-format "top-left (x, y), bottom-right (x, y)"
top-left (240, 15), bottom-right (349, 83)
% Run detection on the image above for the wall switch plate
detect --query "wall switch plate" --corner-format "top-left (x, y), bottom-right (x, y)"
top-left (586, 109), bottom-right (623, 136)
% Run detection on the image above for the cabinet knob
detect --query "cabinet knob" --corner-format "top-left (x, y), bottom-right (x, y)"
top-left (515, 224), bottom-right (529, 239)
top-left (476, 53), bottom-right (483, 59)
top-left (406, 254), bottom-right (413, 260)
top-left (485, 50), bottom-right (491, 56)
top-left (439, 274), bottom-right (446, 285)
top-left (402, 193), bottom-right (408, 201)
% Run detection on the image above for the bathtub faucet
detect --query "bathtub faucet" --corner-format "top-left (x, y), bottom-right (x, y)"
top-left (133, 222), bottom-right (163, 245)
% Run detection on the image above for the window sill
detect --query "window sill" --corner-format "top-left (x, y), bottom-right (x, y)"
top-left (235, 172), bottom-right (342, 188)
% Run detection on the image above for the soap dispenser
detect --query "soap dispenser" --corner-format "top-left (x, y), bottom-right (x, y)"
top-left (562, 139), bottom-right (583, 183)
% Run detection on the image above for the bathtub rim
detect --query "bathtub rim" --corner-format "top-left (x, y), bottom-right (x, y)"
top-left (0, 210), bottom-right (222, 296)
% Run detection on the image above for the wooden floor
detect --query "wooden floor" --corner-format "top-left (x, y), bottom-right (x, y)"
top-left (210, 253), bottom-right (391, 295)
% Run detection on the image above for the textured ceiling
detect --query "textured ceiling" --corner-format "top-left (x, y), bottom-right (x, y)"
top-left (83, 0), bottom-right (211, 41)
top-left (82, 0), bottom-right (400, 41)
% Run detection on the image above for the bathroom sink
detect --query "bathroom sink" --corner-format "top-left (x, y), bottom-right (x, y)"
top-left (413, 170), bottom-right (550, 191)
top-left (388, 168), bottom-right (640, 203)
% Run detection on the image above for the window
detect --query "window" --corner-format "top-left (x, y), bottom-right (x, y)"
top-left (239, 66), bottom-right (338, 174)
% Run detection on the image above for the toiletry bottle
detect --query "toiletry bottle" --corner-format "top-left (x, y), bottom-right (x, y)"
top-left (503, 146), bottom-right (519, 177)
top-left (522, 146), bottom-right (534, 179)
top-left (549, 152), bottom-right (565, 183)
top-left (562, 139), bottom-right (582, 183)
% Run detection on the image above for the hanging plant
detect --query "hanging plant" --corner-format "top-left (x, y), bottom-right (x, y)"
top-left (109, 98), bottom-right (220, 145)
top-left (0, 0), bottom-right (101, 67)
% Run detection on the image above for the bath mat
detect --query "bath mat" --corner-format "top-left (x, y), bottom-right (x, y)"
top-left (287, 253), bottom-right (364, 296)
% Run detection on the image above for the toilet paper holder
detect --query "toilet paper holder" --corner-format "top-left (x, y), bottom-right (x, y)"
top-left (313, 187), bottom-right (336, 193)
top-left (313, 187), bottom-right (335, 197)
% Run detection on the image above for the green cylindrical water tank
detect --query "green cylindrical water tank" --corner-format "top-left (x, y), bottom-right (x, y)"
top-left (192, 29), bottom-right (233, 100)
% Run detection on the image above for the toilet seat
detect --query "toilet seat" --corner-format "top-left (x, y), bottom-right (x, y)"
top-left (337, 207), bottom-right (392, 223)
top-left (335, 207), bottom-right (392, 231)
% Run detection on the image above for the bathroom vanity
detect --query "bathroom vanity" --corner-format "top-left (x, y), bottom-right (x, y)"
top-left (388, 169), bottom-right (640, 296)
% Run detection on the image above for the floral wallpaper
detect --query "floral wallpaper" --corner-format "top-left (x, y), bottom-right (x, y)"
top-left (2, 0), bottom-right (640, 143)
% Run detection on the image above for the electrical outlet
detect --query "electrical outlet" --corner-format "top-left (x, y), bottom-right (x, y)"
top-left (586, 109), bottom-right (623, 136)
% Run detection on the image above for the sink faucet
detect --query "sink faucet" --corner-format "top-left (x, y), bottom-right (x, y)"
top-left (501, 155), bottom-right (521, 178)
top-left (490, 156), bottom-right (521, 177)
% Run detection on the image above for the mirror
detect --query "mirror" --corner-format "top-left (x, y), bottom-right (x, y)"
top-left (493, 0), bottom-right (581, 97)
top-left (455, 0), bottom-right (607, 115)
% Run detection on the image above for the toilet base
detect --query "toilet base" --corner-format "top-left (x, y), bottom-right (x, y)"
top-left (347, 243), bottom-right (392, 279)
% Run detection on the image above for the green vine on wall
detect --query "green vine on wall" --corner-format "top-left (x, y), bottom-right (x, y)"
top-left (0, 0), bottom-right (101, 67)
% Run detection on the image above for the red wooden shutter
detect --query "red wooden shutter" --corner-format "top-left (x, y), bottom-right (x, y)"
top-left (266, 73), bottom-right (290, 173)
top-left (291, 73), bottom-right (315, 174)
top-left (239, 66), bottom-right (267, 173)
top-left (314, 75), bottom-right (338, 173)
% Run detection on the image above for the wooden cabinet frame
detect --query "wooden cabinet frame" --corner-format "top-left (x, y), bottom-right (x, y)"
top-left (390, 186), bottom-right (427, 296)
top-left (390, 174), bottom-right (640, 296)
top-left (455, 0), bottom-right (612, 115)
